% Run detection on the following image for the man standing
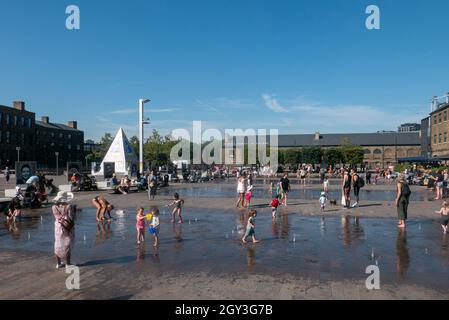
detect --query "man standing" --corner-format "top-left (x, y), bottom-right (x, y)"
top-left (351, 170), bottom-right (361, 208)
top-left (280, 173), bottom-right (291, 206)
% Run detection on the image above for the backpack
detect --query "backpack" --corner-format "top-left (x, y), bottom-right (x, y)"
top-left (358, 177), bottom-right (365, 188)
top-left (401, 182), bottom-right (411, 197)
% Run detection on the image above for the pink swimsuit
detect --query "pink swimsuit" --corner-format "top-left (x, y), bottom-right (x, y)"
top-left (136, 216), bottom-right (145, 230)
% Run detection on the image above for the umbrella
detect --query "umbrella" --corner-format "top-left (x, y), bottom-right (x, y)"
top-left (26, 176), bottom-right (39, 184)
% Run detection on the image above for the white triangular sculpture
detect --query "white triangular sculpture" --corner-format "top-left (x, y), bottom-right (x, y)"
top-left (96, 128), bottom-right (138, 176)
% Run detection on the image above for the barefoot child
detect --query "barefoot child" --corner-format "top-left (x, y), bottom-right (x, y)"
top-left (435, 201), bottom-right (449, 234)
top-left (271, 197), bottom-right (280, 219)
top-left (148, 208), bottom-right (161, 246)
top-left (319, 191), bottom-right (327, 213)
top-left (169, 193), bottom-right (185, 224)
top-left (323, 177), bottom-right (329, 194)
top-left (242, 210), bottom-right (260, 244)
top-left (136, 207), bottom-right (145, 244)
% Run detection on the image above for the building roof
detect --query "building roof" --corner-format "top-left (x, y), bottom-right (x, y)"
top-left (36, 121), bottom-right (81, 132)
top-left (225, 132), bottom-right (420, 147)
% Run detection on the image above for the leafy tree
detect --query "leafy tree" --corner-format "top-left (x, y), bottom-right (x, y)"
top-left (325, 148), bottom-right (345, 166)
top-left (302, 147), bottom-right (323, 164)
top-left (283, 149), bottom-right (302, 165)
top-left (129, 136), bottom-right (139, 153)
top-left (342, 145), bottom-right (364, 166)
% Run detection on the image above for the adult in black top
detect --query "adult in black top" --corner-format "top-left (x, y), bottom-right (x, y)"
top-left (342, 170), bottom-right (352, 209)
top-left (352, 170), bottom-right (360, 207)
top-left (280, 173), bottom-right (291, 206)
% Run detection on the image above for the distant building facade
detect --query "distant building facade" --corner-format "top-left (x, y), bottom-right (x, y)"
top-left (429, 93), bottom-right (449, 158)
top-left (223, 132), bottom-right (421, 168)
top-left (398, 123), bottom-right (421, 133)
top-left (0, 101), bottom-right (84, 168)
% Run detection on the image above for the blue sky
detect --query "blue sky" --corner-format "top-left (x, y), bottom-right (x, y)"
top-left (1, 0), bottom-right (448, 141)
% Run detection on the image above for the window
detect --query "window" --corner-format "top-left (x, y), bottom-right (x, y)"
top-left (439, 113), bottom-right (442, 123)
top-left (21, 133), bottom-right (25, 145)
top-left (28, 118), bottom-right (32, 128)
top-left (51, 142), bottom-right (55, 147)
top-left (445, 111), bottom-right (447, 122)
top-left (77, 145), bottom-right (80, 150)
top-left (59, 133), bottom-right (63, 139)
top-left (445, 132), bottom-right (447, 143)
top-left (439, 134), bottom-right (442, 143)
top-left (51, 132), bottom-right (55, 138)
top-left (6, 114), bottom-right (10, 126)
top-left (434, 135), bottom-right (437, 144)
top-left (68, 134), bottom-right (72, 140)
top-left (68, 144), bottom-right (72, 150)
top-left (13, 115), bottom-right (18, 126)
top-left (0, 131), bottom-right (2, 143)
top-left (21, 116), bottom-right (25, 127)
top-left (6, 131), bottom-right (10, 144)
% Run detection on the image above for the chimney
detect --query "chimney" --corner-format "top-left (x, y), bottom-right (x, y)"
top-left (68, 121), bottom-right (77, 129)
top-left (315, 132), bottom-right (321, 141)
top-left (13, 101), bottom-right (25, 111)
top-left (41, 116), bottom-right (49, 124)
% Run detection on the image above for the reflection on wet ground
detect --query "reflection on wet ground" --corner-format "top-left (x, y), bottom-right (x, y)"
top-left (158, 185), bottom-right (433, 202)
top-left (1, 207), bottom-right (449, 291)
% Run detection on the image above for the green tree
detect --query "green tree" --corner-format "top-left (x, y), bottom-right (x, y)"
top-left (302, 147), bottom-right (323, 164)
top-left (129, 136), bottom-right (139, 154)
top-left (283, 149), bottom-right (301, 164)
top-left (325, 148), bottom-right (345, 166)
top-left (342, 146), bottom-right (364, 166)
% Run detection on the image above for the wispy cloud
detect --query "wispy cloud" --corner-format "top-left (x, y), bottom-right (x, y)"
top-left (261, 94), bottom-right (289, 113)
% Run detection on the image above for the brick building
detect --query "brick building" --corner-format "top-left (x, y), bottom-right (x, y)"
top-left (0, 101), bottom-right (84, 169)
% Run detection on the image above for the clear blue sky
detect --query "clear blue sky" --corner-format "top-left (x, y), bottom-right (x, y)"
top-left (1, 0), bottom-right (448, 141)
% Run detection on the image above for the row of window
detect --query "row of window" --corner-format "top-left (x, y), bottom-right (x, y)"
top-left (0, 131), bottom-right (34, 146)
top-left (36, 130), bottom-right (77, 140)
top-left (0, 112), bottom-right (33, 128)
top-left (433, 132), bottom-right (448, 144)
top-left (433, 110), bottom-right (448, 125)
top-left (36, 140), bottom-right (81, 150)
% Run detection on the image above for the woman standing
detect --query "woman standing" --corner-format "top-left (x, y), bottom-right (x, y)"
top-left (395, 176), bottom-right (411, 229)
top-left (148, 171), bottom-right (158, 201)
top-left (342, 170), bottom-right (351, 209)
top-left (236, 174), bottom-right (246, 208)
top-left (52, 191), bottom-right (76, 269)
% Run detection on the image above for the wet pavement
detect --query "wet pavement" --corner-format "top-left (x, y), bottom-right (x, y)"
top-left (1, 205), bottom-right (449, 293)
top-left (157, 184), bottom-right (435, 202)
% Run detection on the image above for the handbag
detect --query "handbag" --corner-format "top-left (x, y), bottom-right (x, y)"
top-left (56, 206), bottom-right (74, 233)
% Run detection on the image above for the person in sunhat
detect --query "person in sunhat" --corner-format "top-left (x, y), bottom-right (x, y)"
top-left (52, 191), bottom-right (77, 269)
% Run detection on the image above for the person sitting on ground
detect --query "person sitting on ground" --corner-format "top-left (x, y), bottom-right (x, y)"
top-left (118, 175), bottom-right (131, 194)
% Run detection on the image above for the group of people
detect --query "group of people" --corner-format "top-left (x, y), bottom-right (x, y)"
top-left (111, 174), bottom-right (132, 195)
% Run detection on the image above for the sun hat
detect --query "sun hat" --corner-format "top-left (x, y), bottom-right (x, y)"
top-left (53, 191), bottom-right (74, 203)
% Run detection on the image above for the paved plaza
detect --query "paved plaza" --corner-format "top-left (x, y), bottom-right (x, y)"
top-left (1, 176), bottom-right (449, 300)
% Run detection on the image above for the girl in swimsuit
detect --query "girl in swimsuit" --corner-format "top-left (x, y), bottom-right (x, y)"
top-left (169, 192), bottom-right (185, 224)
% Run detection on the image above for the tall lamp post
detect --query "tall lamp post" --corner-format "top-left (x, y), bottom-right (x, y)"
top-left (16, 147), bottom-right (21, 163)
top-left (139, 99), bottom-right (151, 175)
top-left (55, 152), bottom-right (59, 176)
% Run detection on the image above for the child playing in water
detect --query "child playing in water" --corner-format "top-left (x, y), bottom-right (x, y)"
top-left (148, 208), bottom-right (161, 247)
top-left (169, 193), bottom-right (185, 224)
top-left (245, 185), bottom-right (253, 208)
top-left (242, 210), bottom-right (260, 244)
top-left (136, 207), bottom-right (145, 244)
top-left (271, 198), bottom-right (280, 219)
top-left (435, 201), bottom-right (449, 234)
top-left (319, 191), bottom-right (327, 213)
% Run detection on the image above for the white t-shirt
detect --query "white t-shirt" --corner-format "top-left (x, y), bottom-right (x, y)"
top-left (319, 196), bottom-right (327, 207)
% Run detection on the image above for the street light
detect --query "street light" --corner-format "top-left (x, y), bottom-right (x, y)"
top-left (55, 152), bottom-right (59, 176)
top-left (16, 147), bottom-right (21, 163)
top-left (139, 98), bottom-right (151, 175)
